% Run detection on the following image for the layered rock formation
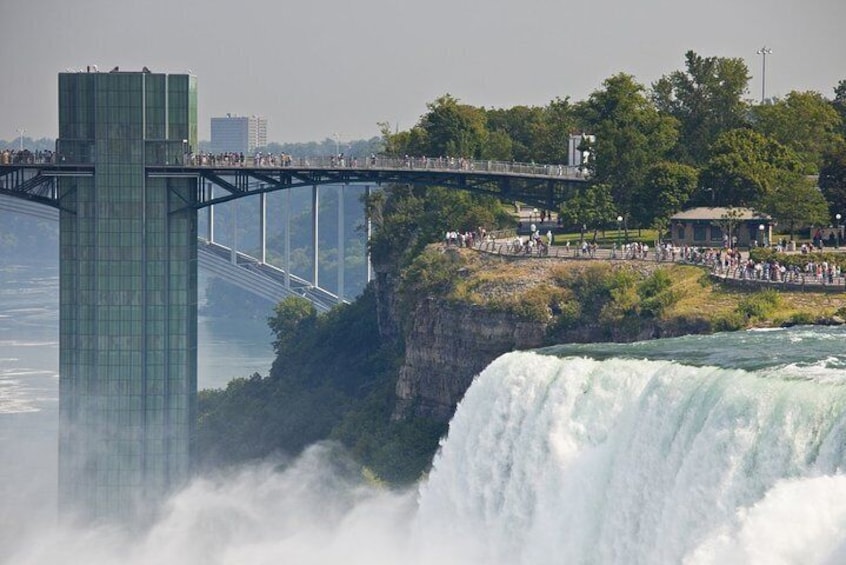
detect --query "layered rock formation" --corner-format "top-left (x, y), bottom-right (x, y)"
top-left (392, 297), bottom-right (547, 421)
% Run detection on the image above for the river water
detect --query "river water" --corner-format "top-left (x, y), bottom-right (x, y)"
top-left (3, 258), bottom-right (846, 564)
top-left (0, 258), bottom-right (276, 560)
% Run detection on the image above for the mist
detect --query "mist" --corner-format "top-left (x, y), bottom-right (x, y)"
top-left (5, 443), bottom-right (418, 565)
top-left (7, 330), bottom-right (846, 564)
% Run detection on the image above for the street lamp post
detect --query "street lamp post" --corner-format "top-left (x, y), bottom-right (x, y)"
top-left (616, 215), bottom-right (623, 255)
top-left (756, 46), bottom-right (773, 103)
top-left (758, 224), bottom-right (765, 247)
top-left (837, 213), bottom-right (842, 249)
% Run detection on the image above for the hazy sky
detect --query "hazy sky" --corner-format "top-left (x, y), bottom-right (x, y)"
top-left (1, 0), bottom-right (843, 144)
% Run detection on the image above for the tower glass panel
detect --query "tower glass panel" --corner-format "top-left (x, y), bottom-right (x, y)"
top-left (57, 71), bottom-right (198, 522)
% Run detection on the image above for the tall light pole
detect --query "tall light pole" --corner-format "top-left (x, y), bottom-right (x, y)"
top-left (16, 127), bottom-right (25, 152)
top-left (837, 213), bottom-right (842, 249)
top-left (756, 46), bottom-right (773, 103)
top-left (616, 215), bottom-right (623, 252)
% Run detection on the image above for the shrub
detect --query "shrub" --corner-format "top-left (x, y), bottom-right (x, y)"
top-left (712, 311), bottom-right (746, 332)
top-left (737, 289), bottom-right (781, 320)
top-left (638, 269), bottom-right (678, 318)
top-left (509, 285), bottom-right (570, 321)
top-left (785, 312), bottom-right (816, 326)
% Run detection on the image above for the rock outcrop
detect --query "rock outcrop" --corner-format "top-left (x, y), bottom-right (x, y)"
top-left (392, 297), bottom-right (547, 421)
top-left (377, 246), bottom-right (846, 425)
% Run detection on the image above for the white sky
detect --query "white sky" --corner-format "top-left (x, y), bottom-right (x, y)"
top-left (1, 0), bottom-right (844, 144)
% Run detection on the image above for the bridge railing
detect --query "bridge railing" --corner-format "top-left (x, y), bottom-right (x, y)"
top-left (186, 153), bottom-right (586, 179)
top-left (1, 147), bottom-right (589, 180)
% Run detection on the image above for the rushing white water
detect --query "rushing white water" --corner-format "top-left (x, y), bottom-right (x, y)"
top-left (4, 251), bottom-right (846, 565)
top-left (416, 348), bottom-right (846, 565)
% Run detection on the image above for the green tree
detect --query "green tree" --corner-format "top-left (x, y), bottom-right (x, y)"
top-left (652, 50), bottom-right (751, 165)
top-left (483, 128), bottom-right (515, 161)
top-left (366, 184), bottom-right (513, 269)
top-left (633, 161), bottom-right (699, 231)
top-left (267, 296), bottom-right (317, 353)
top-left (578, 73), bottom-right (679, 219)
top-left (700, 128), bottom-right (803, 207)
top-left (819, 141), bottom-right (846, 218)
top-left (750, 90), bottom-right (843, 173)
top-left (530, 97), bottom-right (581, 164)
top-left (484, 105), bottom-right (546, 162)
top-left (833, 79), bottom-right (846, 138)
top-left (559, 183), bottom-right (617, 240)
top-left (761, 172), bottom-right (829, 240)
top-left (378, 121), bottom-right (427, 157)
top-left (418, 94), bottom-right (488, 158)
top-left (712, 207), bottom-right (744, 248)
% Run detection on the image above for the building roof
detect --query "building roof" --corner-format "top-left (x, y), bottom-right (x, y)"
top-left (670, 207), bottom-right (772, 222)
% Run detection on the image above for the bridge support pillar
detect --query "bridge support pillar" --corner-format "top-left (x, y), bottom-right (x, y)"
top-left (337, 185), bottom-right (345, 302)
top-left (259, 192), bottom-right (267, 264)
top-left (284, 188), bottom-right (291, 289)
top-left (312, 185), bottom-right (319, 288)
top-left (206, 197), bottom-right (214, 243)
top-left (366, 185), bottom-right (373, 282)
top-left (230, 199), bottom-right (238, 265)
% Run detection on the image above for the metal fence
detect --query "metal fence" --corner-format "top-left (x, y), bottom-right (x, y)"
top-left (472, 238), bottom-right (846, 291)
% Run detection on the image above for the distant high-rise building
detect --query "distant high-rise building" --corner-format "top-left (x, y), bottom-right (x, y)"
top-left (57, 70), bottom-right (198, 523)
top-left (210, 114), bottom-right (267, 154)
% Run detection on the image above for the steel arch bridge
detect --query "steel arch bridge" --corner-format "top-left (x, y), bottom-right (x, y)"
top-left (0, 155), bottom-right (587, 212)
top-left (0, 154), bottom-right (587, 310)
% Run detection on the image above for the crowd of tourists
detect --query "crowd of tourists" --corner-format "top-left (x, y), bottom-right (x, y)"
top-left (469, 231), bottom-right (846, 289)
top-left (724, 256), bottom-right (843, 285)
top-left (659, 244), bottom-right (844, 286)
top-left (0, 149), bottom-right (56, 165)
top-left (185, 152), bottom-right (298, 167)
top-left (185, 152), bottom-right (373, 168)
top-left (445, 229), bottom-right (484, 248)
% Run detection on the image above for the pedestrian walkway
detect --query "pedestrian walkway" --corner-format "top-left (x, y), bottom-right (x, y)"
top-left (471, 235), bottom-right (846, 292)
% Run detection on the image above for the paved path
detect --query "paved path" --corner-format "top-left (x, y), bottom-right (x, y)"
top-left (469, 237), bottom-right (846, 292)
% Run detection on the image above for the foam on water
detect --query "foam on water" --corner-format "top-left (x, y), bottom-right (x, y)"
top-left (414, 351), bottom-right (846, 564)
top-left (5, 326), bottom-right (846, 564)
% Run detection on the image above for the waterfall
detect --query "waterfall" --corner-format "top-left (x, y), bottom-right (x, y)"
top-left (8, 328), bottom-right (846, 564)
top-left (415, 351), bottom-right (846, 564)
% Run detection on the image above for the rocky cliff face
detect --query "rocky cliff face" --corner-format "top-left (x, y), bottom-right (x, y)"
top-left (372, 266), bottom-right (403, 345)
top-left (391, 297), bottom-right (548, 422)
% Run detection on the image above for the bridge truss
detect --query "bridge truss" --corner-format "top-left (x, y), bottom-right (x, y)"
top-left (0, 159), bottom-right (587, 310)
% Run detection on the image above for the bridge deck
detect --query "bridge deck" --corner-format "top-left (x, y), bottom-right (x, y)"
top-left (0, 155), bottom-right (588, 211)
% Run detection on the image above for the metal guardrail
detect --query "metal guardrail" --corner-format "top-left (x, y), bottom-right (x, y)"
top-left (184, 154), bottom-right (586, 180)
top-left (199, 240), bottom-right (344, 312)
top-left (472, 237), bottom-right (846, 292)
top-left (0, 195), bottom-right (345, 309)
top-left (1, 149), bottom-right (587, 180)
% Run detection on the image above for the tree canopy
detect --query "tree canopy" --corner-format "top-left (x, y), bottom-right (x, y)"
top-left (750, 90), bottom-right (843, 173)
top-left (700, 128), bottom-right (803, 207)
top-left (375, 52), bottom-right (846, 235)
top-left (577, 73), bottom-right (679, 216)
top-left (652, 50), bottom-right (750, 165)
